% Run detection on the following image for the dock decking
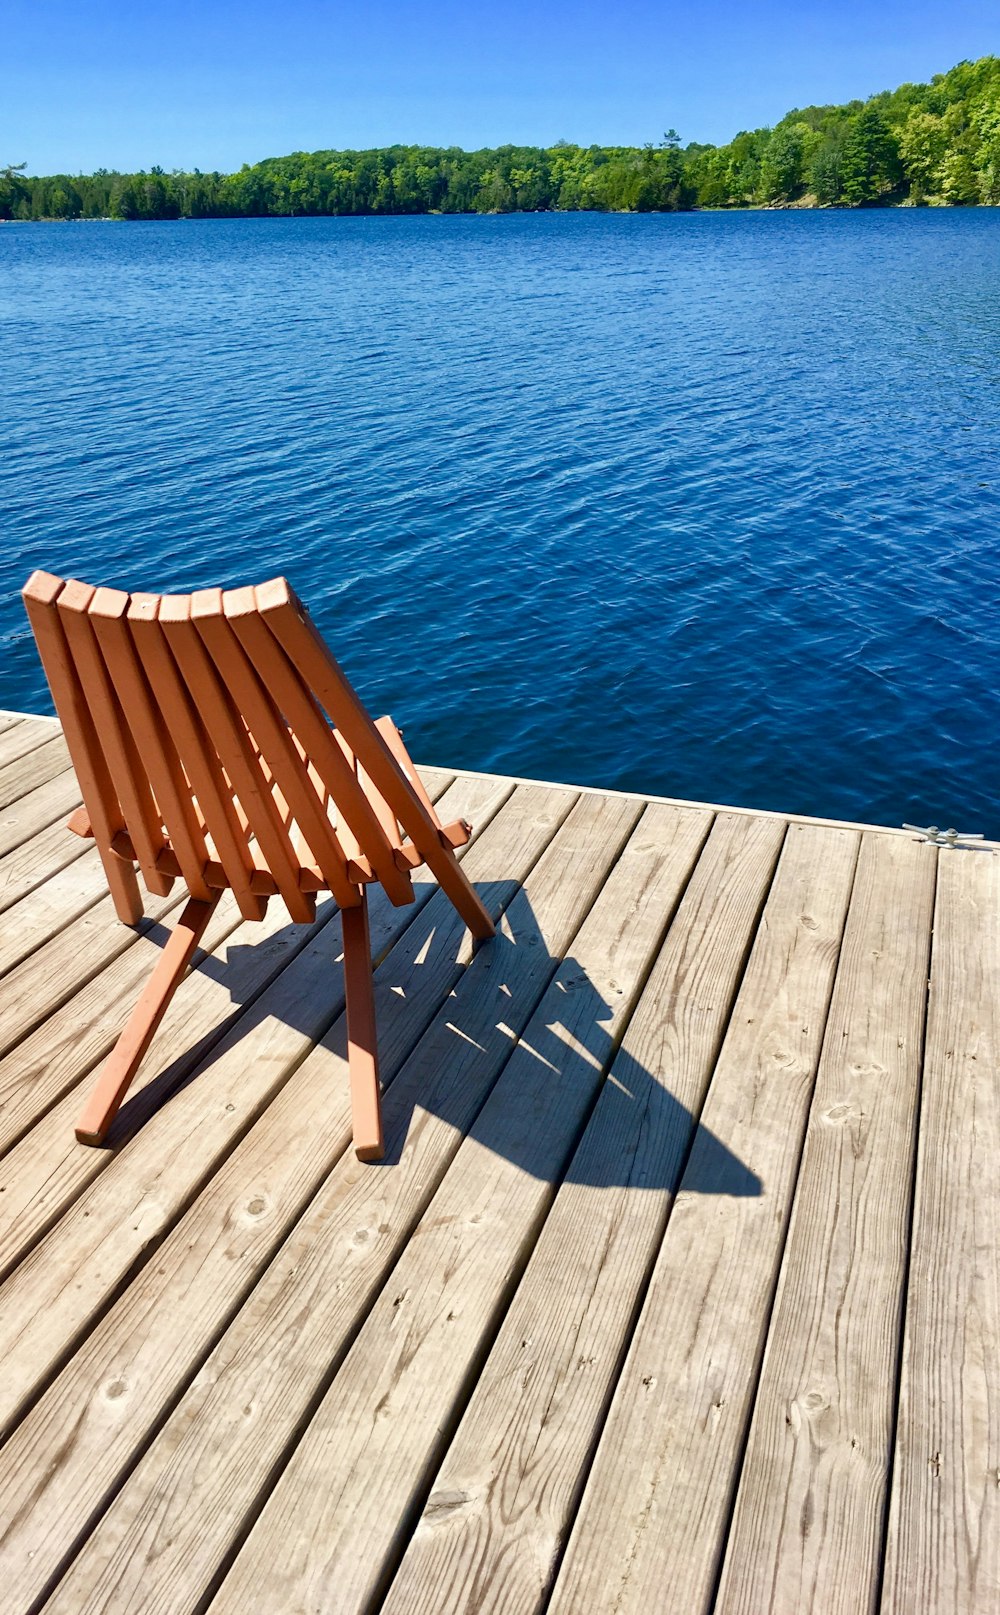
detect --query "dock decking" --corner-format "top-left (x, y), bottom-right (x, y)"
top-left (0, 709), bottom-right (997, 1614)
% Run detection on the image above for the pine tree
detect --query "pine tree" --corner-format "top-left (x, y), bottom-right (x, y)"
top-left (840, 107), bottom-right (901, 204)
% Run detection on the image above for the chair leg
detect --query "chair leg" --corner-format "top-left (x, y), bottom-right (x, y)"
top-left (75, 894), bottom-right (220, 1145)
top-left (377, 717), bottom-right (495, 943)
top-left (432, 846), bottom-right (496, 941)
top-left (342, 890), bottom-right (384, 1162)
top-left (103, 846), bottom-right (145, 925)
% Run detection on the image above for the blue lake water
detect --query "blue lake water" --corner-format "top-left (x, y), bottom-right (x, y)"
top-left (2, 210), bottom-right (999, 832)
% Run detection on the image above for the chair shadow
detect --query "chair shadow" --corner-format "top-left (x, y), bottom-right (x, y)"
top-left (110, 876), bottom-right (760, 1201)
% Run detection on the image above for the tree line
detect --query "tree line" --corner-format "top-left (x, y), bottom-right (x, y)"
top-left (3, 55), bottom-right (999, 222)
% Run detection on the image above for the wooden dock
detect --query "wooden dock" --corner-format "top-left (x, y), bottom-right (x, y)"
top-left (0, 708), bottom-right (997, 1614)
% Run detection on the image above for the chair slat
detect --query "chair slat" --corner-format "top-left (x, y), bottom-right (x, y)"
top-left (257, 577), bottom-right (494, 938)
top-left (23, 566), bottom-right (494, 1164)
top-left (55, 583), bottom-right (174, 899)
top-left (226, 589), bottom-right (414, 906)
top-left (131, 595), bottom-right (267, 922)
top-left (25, 570), bottom-right (488, 941)
top-left (355, 752), bottom-right (403, 853)
top-left (375, 715), bottom-right (443, 830)
top-left (21, 572), bottom-right (143, 924)
top-left (160, 593), bottom-right (315, 923)
top-left (87, 588), bottom-right (213, 901)
top-left (193, 594), bottom-right (358, 908)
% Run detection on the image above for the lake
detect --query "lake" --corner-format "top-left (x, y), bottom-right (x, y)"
top-left (2, 210), bottom-right (998, 833)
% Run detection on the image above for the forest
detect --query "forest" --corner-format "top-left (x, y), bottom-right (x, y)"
top-left (3, 54), bottom-right (999, 221)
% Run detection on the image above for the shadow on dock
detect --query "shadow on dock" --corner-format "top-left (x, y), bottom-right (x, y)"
top-left (108, 880), bottom-right (760, 1199)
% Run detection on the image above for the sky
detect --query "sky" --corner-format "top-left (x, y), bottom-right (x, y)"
top-left (4, 1), bottom-right (999, 174)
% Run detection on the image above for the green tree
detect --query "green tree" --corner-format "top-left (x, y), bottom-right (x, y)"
top-left (810, 142), bottom-right (844, 203)
top-left (473, 169), bottom-right (515, 213)
top-left (759, 122), bottom-right (815, 202)
top-left (972, 96), bottom-right (1000, 202)
top-left (0, 160), bottom-right (27, 220)
top-left (840, 106), bottom-right (901, 204)
top-left (11, 57), bottom-right (1000, 221)
top-left (724, 130), bottom-right (767, 204)
top-left (898, 110), bottom-right (947, 200)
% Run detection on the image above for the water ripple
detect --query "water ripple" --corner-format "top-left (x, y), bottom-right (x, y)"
top-left (2, 210), bottom-right (999, 832)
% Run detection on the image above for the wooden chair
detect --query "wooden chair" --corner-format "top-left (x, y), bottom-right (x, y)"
top-left (22, 572), bottom-right (494, 1158)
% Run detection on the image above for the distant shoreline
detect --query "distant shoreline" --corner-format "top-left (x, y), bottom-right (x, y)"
top-left (5, 55), bottom-right (999, 222)
top-left (3, 197), bottom-right (990, 225)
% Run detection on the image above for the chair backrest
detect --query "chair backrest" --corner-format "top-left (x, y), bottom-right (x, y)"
top-left (22, 572), bottom-right (447, 923)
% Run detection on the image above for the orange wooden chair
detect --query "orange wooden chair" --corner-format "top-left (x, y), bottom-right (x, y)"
top-left (22, 572), bottom-right (494, 1158)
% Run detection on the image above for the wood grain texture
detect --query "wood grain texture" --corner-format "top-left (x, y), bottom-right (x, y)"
top-left (0, 717), bottom-right (64, 771)
top-left (0, 777), bottom-right (528, 1615)
top-left (547, 822), bottom-right (860, 1615)
top-left (382, 811), bottom-right (785, 1615)
top-left (881, 849), bottom-right (1000, 1615)
top-left (41, 791), bottom-right (626, 1615)
top-left (0, 767), bottom-right (82, 859)
top-left (444, 764), bottom-right (968, 846)
top-left (0, 892), bottom-right (211, 1160)
top-left (0, 817), bottom-right (91, 919)
top-left (0, 748), bottom-right (989, 1615)
top-left (0, 883), bottom-right (180, 1066)
top-left (0, 847), bottom-right (109, 980)
top-left (0, 774), bottom-right (471, 1437)
top-left (0, 768), bottom-right (449, 1170)
top-left (74, 893), bottom-right (223, 1146)
top-left (714, 832), bottom-right (936, 1615)
top-left (207, 797), bottom-right (704, 1615)
top-left (0, 733), bottom-right (72, 810)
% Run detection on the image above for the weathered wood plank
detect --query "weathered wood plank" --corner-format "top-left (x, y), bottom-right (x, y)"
top-left (0, 717), bottom-right (64, 771)
top-left (0, 768), bottom-right (82, 858)
top-left (0, 883), bottom-right (180, 1065)
top-left (34, 790), bottom-right (616, 1615)
top-left (0, 755), bottom-right (972, 1615)
top-left (0, 896), bottom-right (201, 1160)
top-left (382, 812), bottom-right (786, 1615)
top-left (0, 734), bottom-right (72, 810)
top-left (0, 779), bottom-right (548, 1615)
top-left (0, 714), bottom-right (25, 735)
top-left (0, 818), bottom-right (91, 920)
top-left (0, 848), bottom-right (110, 980)
top-left (546, 822), bottom-right (860, 1615)
top-left (443, 765), bottom-right (960, 845)
top-left (881, 849), bottom-right (1000, 1615)
top-left (203, 798), bottom-right (701, 1615)
top-left (0, 775), bottom-right (514, 1443)
top-left (0, 894), bottom-right (245, 1257)
top-left (714, 832), bottom-right (936, 1615)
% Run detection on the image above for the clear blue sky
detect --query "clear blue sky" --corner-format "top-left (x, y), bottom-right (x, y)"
top-left (5, 1), bottom-right (998, 174)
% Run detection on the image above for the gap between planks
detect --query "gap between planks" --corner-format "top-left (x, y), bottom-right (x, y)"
top-left (197, 798), bottom-right (708, 1615)
top-left (0, 774), bottom-right (517, 1446)
top-left (381, 809), bottom-right (786, 1615)
top-left (712, 831), bottom-right (937, 1615)
top-left (546, 821), bottom-right (861, 1615)
top-left (881, 848), bottom-right (1000, 1615)
top-left (0, 776), bottom-right (562, 1611)
top-left (0, 769), bottom-right (460, 1277)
